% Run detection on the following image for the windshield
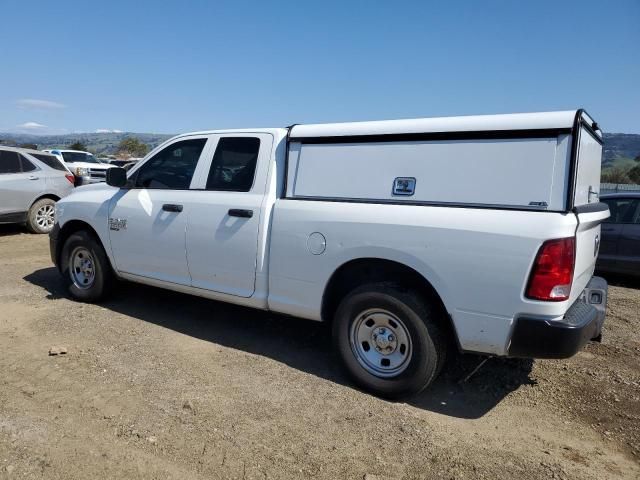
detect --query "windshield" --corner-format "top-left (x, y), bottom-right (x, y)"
top-left (61, 152), bottom-right (101, 164)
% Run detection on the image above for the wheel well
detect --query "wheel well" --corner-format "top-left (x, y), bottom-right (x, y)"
top-left (56, 220), bottom-right (105, 269)
top-left (31, 194), bottom-right (60, 207)
top-left (321, 258), bottom-right (457, 343)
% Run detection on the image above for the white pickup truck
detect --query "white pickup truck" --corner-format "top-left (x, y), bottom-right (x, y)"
top-left (50, 110), bottom-right (609, 398)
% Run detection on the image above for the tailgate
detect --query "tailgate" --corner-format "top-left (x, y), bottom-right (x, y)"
top-left (570, 112), bottom-right (609, 300)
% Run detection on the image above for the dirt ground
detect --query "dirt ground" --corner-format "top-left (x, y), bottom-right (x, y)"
top-left (0, 225), bottom-right (638, 480)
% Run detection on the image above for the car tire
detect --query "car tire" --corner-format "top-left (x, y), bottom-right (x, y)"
top-left (333, 283), bottom-right (447, 399)
top-left (61, 230), bottom-right (114, 302)
top-left (26, 198), bottom-right (56, 234)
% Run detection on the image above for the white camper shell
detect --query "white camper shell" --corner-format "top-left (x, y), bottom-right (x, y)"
top-left (286, 110), bottom-right (602, 212)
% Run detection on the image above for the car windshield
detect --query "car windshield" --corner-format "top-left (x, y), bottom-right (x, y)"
top-left (61, 152), bottom-right (101, 164)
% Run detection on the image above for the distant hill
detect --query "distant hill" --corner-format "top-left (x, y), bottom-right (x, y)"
top-left (0, 132), bottom-right (174, 156)
top-left (1, 131), bottom-right (639, 165)
top-left (602, 133), bottom-right (640, 169)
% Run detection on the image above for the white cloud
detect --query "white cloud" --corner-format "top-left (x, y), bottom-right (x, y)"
top-left (17, 121), bottom-right (47, 129)
top-left (16, 98), bottom-right (66, 109)
top-left (95, 128), bottom-right (124, 133)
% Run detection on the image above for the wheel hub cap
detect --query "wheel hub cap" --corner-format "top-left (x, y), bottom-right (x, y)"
top-left (35, 204), bottom-right (55, 231)
top-left (373, 327), bottom-right (396, 353)
top-left (70, 247), bottom-right (96, 289)
top-left (350, 309), bottom-right (413, 378)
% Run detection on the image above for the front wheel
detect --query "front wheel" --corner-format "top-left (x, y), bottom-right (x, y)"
top-left (61, 231), bottom-right (114, 302)
top-left (333, 283), bottom-right (447, 399)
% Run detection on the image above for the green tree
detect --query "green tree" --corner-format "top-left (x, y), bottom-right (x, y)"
top-left (117, 137), bottom-right (148, 158)
top-left (69, 141), bottom-right (87, 151)
top-left (601, 167), bottom-right (631, 184)
top-left (628, 164), bottom-right (640, 184)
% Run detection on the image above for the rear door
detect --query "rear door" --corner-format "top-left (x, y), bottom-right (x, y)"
top-left (185, 133), bottom-right (272, 297)
top-left (571, 118), bottom-right (608, 297)
top-left (598, 196), bottom-right (640, 271)
top-left (618, 198), bottom-right (640, 275)
top-left (598, 217), bottom-right (622, 272)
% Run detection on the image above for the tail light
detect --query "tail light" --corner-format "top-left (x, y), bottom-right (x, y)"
top-left (65, 173), bottom-right (75, 185)
top-left (526, 237), bottom-right (575, 301)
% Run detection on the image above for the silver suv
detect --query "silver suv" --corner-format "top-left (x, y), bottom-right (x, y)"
top-left (0, 147), bottom-right (75, 233)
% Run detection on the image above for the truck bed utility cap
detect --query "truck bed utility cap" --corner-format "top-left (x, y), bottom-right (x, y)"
top-left (289, 110), bottom-right (583, 140)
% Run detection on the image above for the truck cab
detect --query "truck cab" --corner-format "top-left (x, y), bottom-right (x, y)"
top-left (50, 110), bottom-right (609, 398)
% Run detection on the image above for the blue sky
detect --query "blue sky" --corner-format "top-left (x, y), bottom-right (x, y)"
top-left (1, 0), bottom-right (638, 135)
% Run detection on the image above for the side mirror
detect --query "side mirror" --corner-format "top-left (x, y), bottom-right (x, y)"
top-left (106, 167), bottom-right (128, 188)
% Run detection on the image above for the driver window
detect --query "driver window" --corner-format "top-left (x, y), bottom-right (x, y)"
top-left (134, 138), bottom-right (207, 189)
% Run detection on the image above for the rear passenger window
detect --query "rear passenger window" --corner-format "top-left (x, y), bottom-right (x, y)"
top-left (604, 198), bottom-right (640, 224)
top-left (134, 139), bottom-right (207, 189)
top-left (33, 154), bottom-right (67, 171)
top-left (206, 137), bottom-right (260, 192)
top-left (19, 155), bottom-right (37, 172)
top-left (0, 150), bottom-right (21, 174)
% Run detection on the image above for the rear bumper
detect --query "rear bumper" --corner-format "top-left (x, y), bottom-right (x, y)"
top-left (508, 277), bottom-right (607, 359)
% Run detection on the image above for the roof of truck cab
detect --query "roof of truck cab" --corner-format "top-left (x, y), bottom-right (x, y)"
top-left (178, 128), bottom-right (288, 137)
top-left (289, 110), bottom-right (586, 140)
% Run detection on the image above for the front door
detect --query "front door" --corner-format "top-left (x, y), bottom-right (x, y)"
top-left (186, 134), bottom-right (272, 297)
top-left (108, 137), bottom-right (210, 285)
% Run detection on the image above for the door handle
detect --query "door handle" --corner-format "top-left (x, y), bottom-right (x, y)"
top-left (28, 175), bottom-right (39, 180)
top-left (228, 209), bottom-right (253, 218)
top-left (162, 204), bottom-right (183, 212)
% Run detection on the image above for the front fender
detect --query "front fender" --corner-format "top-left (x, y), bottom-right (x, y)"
top-left (55, 184), bottom-right (119, 268)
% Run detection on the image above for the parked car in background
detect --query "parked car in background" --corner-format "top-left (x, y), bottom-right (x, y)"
top-left (0, 147), bottom-right (74, 233)
top-left (597, 193), bottom-right (640, 277)
top-left (43, 149), bottom-right (114, 185)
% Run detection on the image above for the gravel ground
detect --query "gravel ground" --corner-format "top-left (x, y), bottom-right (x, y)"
top-left (0, 225), bottom-right (638, 479)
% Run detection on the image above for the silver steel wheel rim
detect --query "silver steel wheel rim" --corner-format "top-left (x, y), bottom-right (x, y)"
top-left (350, 308), bottom-right (413, 378)
top-left (35, 204), bottom-right (55, 231)
top-left (69, 247), bottom-right (96, 290)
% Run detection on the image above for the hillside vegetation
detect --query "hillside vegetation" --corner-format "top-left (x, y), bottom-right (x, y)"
top-left (0, 132), bottom-right (172, 157)
top-left (601, 133), bottom-right (640, 184)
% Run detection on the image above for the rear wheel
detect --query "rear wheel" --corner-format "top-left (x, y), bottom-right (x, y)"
top-left (333, 283), bottom-right (447, 398)
top-left (61, 231), bottom-right (114, 302)
top-left (26, 198), bottom-right (56, 234)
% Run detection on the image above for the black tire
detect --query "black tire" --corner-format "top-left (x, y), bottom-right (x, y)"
top-left (26, 198), bottom-right (56, 234)
top-left (60, 230), bottom-right (114, 302)
top-left (333, 283), bottom-right (447, 399)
